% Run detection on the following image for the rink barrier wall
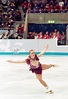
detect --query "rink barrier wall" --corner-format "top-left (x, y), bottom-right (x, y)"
top-left (0, 39), bottom-right (68, 53)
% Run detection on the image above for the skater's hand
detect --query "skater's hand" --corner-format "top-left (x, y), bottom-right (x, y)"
top-left (45, 45), bottom-right (48, 50)
top-left (7, 60), bottom-right (12, 63)
top-left (37, 45), bottom-right (48, 57)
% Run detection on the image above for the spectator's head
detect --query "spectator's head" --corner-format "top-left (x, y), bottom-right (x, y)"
top-left (44, 33), bottom-right (46, 36)
top-left (33, 8), bottom-right (37, 13)
top-left (5, 15), bottom-right (8, 18)
top-left (49, 32), bottom-right (52, 37)
top-left (39, 32), bottom-right (42, 35)
top-left (46, 31), bottom-right (48, 35)
top-left (57, 31), bottom-right (60, 35)
top-left (8, 11), bottom-right (12, 15)
top-left (24, 1), bottom-right (27, 3)
top-left (54, 29), bottom-right (57, 32)
top-left (62, 32), bottom-right (65, 35)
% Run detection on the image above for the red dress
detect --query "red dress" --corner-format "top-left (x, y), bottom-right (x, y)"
top-left (25, 55), bottom-right (42, 74)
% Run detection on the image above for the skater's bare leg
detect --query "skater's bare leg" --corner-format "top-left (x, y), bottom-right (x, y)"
top-left (35, 73), bottom-right (48, 88)
top-left (41, 64), bottom-right (54, 70)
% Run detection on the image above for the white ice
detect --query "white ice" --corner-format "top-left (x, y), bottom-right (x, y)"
top-left (0, 55), bottom-right (68, 99)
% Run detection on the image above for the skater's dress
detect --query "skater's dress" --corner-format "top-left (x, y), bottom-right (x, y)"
top-left (25, 54), bottom-right (42, 74)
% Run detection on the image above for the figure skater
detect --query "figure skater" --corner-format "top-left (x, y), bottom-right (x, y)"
top-left (7, 45), bottom-right (55, 94)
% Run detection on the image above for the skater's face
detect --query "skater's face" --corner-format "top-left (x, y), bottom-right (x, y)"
top-left (29, 50), bottom-right (35, 59)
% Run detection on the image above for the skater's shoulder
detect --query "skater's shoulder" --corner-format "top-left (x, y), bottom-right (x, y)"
top-left (25, 57), bottom-right (30, 65)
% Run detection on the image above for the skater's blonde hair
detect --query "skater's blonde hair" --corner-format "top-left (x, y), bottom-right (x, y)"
top-left (29, 49), bottom-right (34, 54)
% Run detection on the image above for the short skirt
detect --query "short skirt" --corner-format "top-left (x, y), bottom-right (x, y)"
top-left (29, 64), bottom-right (42, 74)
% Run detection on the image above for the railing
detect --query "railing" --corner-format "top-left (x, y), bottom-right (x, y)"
top-left (24, 10), bottom-right (28, 39)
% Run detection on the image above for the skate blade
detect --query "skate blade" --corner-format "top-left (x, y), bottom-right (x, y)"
top-left (46, 90), bottom-right (54, 94)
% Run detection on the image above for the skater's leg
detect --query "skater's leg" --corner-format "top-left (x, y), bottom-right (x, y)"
top-left (35, 73), bottom-right (53, 93)
top-left (41, 64), bottom-right (54, 70)
top-left (35, 73), bottom-right (48, 88)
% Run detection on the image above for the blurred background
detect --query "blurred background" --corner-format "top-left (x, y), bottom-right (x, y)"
top-left (0, 0), bottom-right (68, 45)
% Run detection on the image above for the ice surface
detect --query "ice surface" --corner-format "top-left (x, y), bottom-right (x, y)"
top-left (0, 55), bottom-right (68, 99)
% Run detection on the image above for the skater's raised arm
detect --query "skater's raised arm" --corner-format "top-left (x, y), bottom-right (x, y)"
top-left (7, 60), bottom-right (26, 64)
top-left (37, 45), bottom-right (48, 57)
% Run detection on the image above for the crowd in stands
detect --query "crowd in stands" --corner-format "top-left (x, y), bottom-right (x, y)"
top-left (0, 1), bottom-right (22, 21)
top-left (0, 0), bottom-right (25, 38)
top-left (0, 14), bottom-right (14, 28)
top-left (27, 29), bottom-right (66, 45)
top-left (0, 29), bottom-right (14, 39)
top-left (15, 23), bottom-right (24, 38)
top-left (0, 23), bottom-right (24, 39)
top-left (0, 0), bottom-right (22, 29)
top-left (28, 0), bottom-right (68, 13)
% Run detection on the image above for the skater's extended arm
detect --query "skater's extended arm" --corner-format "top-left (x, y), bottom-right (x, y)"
top-left (37, 45), bottom-right (48, 57)
top-left (7, 60), bottom-right (26, 63)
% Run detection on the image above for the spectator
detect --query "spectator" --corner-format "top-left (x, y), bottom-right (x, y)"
top-left (54, 29), bottom-right (57, 33)
top-left (52, 32), bottom-right (57, 39)
top-left (0, 3), bottom-right (3, 12)
top-left (58, 0), bottom-right (64, 7)
top-left (5, 29), bottom-right (11, 38)
top-left (61, 32), bottom-right (66, 45)
top-left (43, 33), bottom-right (47, 39)
top-left (27, 32), bottom-right (33, 39)
top-left (15, 9), bottom-right (21, 21)
top-left (57, 31), bottom-right (61, 41)
top-left (0, 12), bottom-right (2, 21)
top-left (8, 19), bottom-right (14, 27)
top-left (34, 33), bottom-right (38, 39)
top-left (8, 34), bottom-right (15, 39)
top-left (64, 0), bottom-right (68, 7)
top-left (45, 31), bottom-right (50, 39)
top-left (1, 22), bottom-right (5, 28)
top-left (2, 15), bottom-right (9, 21)
top-left (22, 0), bottom-right (28, 17)
top-left (16, 24), bottom-right (24, 38)
top-left (38, 32), bottom-right (43, 39)
top-left (0, 32), bottom-right (5, 39)
top-left (49, 32), bottom-right (53, 39)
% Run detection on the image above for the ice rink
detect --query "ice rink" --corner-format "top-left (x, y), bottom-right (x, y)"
top-left (0, 55), bottom-right (68, 99)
